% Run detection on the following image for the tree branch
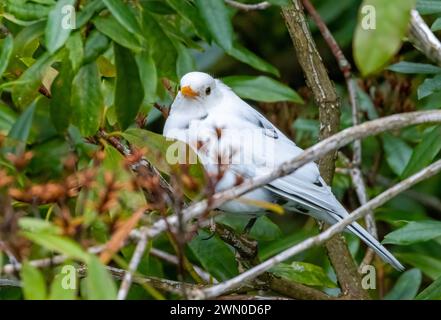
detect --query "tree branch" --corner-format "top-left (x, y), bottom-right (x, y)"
top-left (409, 9), bottom-right (441, 66)
top-left (282, 0), bottom-right (367, 299)
top-left (116, 228), bottom-right (150, 300)
top-left (78, 265), bottom-right (200, 295)
top-left (1, 246), bottom-right (103, 275)
top-left (0, 278), bottom-right (21, 287)
top-left (97, 130), bottom-right (175, 204)
top-left (376, 175), bottom-right (441, 215)
top-left (224, 0), bottom-right (271, 11)
top-left (197, 159), bottom-right (441, 299)
top-left (150, 248), bottom-right (216, 284)
top-left (215, 223), bottom-right (331, 299)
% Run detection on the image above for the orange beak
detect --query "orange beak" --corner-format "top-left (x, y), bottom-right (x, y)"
top-left (181, 86), bottom-right (199, 98)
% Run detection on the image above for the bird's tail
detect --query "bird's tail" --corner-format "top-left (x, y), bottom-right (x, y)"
top-left (346, 221), bottom-right (404, 271)
top-left (264, 179), bottom-right (404, 271)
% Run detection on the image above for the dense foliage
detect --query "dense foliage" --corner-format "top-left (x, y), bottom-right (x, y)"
top-left (0, 0), bottom-right (440, 300)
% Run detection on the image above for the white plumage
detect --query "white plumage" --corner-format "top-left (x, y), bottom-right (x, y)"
top-left (163, 72), bottom-right (404, 271)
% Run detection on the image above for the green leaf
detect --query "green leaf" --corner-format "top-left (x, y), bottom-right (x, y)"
top-left (176, 44), bottom-right (196, 79)
top-left (188, 229), bottom-right (238, 281)
top-left (83, 30), bottom-right (110, 65)
top-left (21, 262), bottom-right (47, 300)
top-left (401, 126), bottom-right (441, 178)
top-left (70, 62), bottom-right (104, 136)
top-left (22, 232), bottom-right (90, 262)
top-left (416, 274), bottom-right (441, 300)
top-left (141, 11), bottom-right (177, 78)
top-left (222, 75), bottom-right (303, 103)
top-left (12, 52), bottom-right (57, 109)
top-left (226, 44), bottom-right (280, 77)
top-left (49, 271), bottom-right (77, 300)
top-left (122, 129), bottom-right (206, 198)
top-left (76, 0), bottom-right (106, 28)
top-left (0, 34), bottom-right (14, 78)
top-left (102, 0), bottom-right (142, 35)
top-left (28, 138), bottom-right (71, 179)
top-left (292, 118), bottom-right (319, 141)
top-left (195, 0), bottom-right (233, 51)
top-left (270, 262), bottom-right (337, 288)
top-left (7, 99), bottom-right (37, 143)
top-left (388, 61), bottom-right (441, 74)
top-left (354, 0), bottom-right (416, 76)
top-left (93, 15), bottom-right (142, 52)
top-left (123, 129), bottom-right (174, 173)
top-left (50, 57), bottom-right (74, 132)
top-left (381, 133), bottom-right (412, 176)
top-left (431, 17), bottom-right (441, 31)
top-left (259, 229), bottom-right (315, 260)
top-left (135, 50), bottom-right (158, 103)
top-left (45, 0), bottom-right (75, 53)
top-left (384, 221), bottom-right (441, 245)
top-left (397, 253), bottom-right (441, 280)
top-left (114, 43), bottom-right (144, 129)
top-left (417, 0), bottom-right (441, 14)
top-left (5, 0), bottom-right (52, 21)
top-left (384, 269), bottom-right (422, 300)
top-left (85, 256), bottom-right (117, 300)
top-left (356, 83), bottom-right (379, 119)
top-left (166, 0), bottom-right (211, 40)
top-left (0, 103), bottom-right (17, 135)
top-left (65, 31), bottom-right (83, 72)
top-left (12, 21), bottom-right (46, 60)
top-left (418, 74), bottom-right (441, 99)
top-left (143, 0), bottom-right (176, 14)
top-left (18, 217), bottom-right (62, 234)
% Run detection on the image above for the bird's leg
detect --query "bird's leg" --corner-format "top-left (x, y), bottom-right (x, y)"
top-left (243, 217), bottom-right (257, 235)
top-left (202, 217), bottom-right (217, 240)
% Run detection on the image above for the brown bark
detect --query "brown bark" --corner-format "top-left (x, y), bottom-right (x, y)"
top-left (281, 0), bottom-right (369, 299)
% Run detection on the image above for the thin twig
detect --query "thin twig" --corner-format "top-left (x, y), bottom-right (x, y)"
top-left (376, 175), bottom-right (441, 214)
top-left (0, 278), bottom-right (21, 287)
top-left (224, 0), bottom-right (271, 11)
top-left (153, 103), bottom-right (169, 119)
top-left (215, 223), bottom-right (331, 299)
top-left (0, 240), bottom-right (20, 268)
top-left (150, 248), bottom-right (216, 283)
top-left (1, 246), bottom-right (103, 275)
top-left (97, 130), bottom-right (175, 204)
top-left (116, 227), bottom-right (150, 300)
top-left (78, 265), bottom-right (200, 295)
top-left (197, 160), bottom-right (441, 299)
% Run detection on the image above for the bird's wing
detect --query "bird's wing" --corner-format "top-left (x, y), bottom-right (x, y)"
top-left (217, 93), bottom-right (347, 218)
top-left (241, 107), bottom-right (279, 139)
top-left (265, 175), bottom-right (348, 221)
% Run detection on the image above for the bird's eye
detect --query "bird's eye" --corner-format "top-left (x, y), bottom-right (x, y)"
top-left (205, 87), bottom-right (211, 95)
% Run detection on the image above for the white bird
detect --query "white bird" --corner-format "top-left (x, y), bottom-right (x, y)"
top-left (163, 71), bottom-right (404, 271)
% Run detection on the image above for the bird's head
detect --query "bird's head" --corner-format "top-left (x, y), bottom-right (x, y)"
top-left (179, 72), bottom-right (218, 102)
